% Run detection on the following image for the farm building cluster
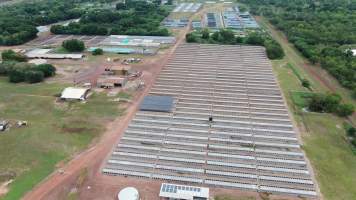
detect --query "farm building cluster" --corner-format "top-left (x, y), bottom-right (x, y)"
top-left (28, 35), bottom-right (176, 56)
top-left (205, 5), bottom-right (259, 30)
top-left (163, 4), bottom-right (259, 31)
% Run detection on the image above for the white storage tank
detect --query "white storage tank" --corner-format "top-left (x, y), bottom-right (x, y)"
top-left (118, 187), bottom-right (139, 200)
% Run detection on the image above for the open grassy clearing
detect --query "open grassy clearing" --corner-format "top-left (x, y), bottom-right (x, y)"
top-left (0, 78), bottom-right (124, 200)
top-left (267, 28), bottom-right (356, 200)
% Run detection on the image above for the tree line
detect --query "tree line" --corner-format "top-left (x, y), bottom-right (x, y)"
top-left (239, 0), bottom-right (356, 96)
top-left (186, 29), bottom-right (285, 60)
top-left (0, 0), bottom-right (117, 46)
top-left (0, 50), bottom-right (56, 83)
top-left (307, 93), bottom-right (354, 117)
top-left (50, 1), bottom-right (170, 36)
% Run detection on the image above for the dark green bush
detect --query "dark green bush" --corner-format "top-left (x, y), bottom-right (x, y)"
top-left (62, 39), bottom-right (85, 52)
top-left (36, 64), bottom-right (56, 77)
top-left (92, 48), bottom-right (104, 56)
top-left (25, 70), bottom-right (44, 83)
top-left (1, 50), bottom-right (27, 62)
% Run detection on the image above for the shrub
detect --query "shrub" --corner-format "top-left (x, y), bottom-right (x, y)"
top-left (347, 126), bottom-right (356, 137)
top-left (351, 138), bottom-right (356, 147)
top-left (92, 48), bottom-right (104, 56)
top-left (236, 36), bottom-right (244, 43)
top-left (201, 29), bottom-right (210, 40)
top-left (308, 93), bottom-right (341, 113)
top-left (0, 62), bottom-right (16, 75)
top-left (324, 93), bottom-right (341, 113)
top-left (36, 64), bottom-right (56, 77)
top-left (8, 68), bottom-right (26, 83)
top-left (245, 32), bottom-right (265, 45)
top-left (308, 94), bottom-right (325, 112)
top-left (186, 33), bottom-right (198, 43)
top-left (25, 70), bottom-right (44, 83)
top-left (336, 104), bottom-right (355, 117)
top-left (265, 39), bottom-right (284, 59)
top-left (1, 50), bottom-right (27, 62)
top-left (301, 79), bottom-right (311, 89)
top-left (62, 39), bottom-right (85, 52)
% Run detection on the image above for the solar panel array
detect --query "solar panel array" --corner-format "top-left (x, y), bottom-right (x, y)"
top-left (173, 3), bottom-right (202, 13)
top-left (103, 44), bottom-right (317, 197)
top-left (161, 184), bottom-right (201, 193)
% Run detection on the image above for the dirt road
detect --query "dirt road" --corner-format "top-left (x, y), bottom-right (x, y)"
top-left (22, 19), bottom-right (190, 200)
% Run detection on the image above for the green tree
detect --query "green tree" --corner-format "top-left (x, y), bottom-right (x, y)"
top-left (62, 39), bottom-right (85, 52)
top-left (8, 68), bottom-right (26, 83)
top-left (236, 36), bottom-right (244, 43)
top-left (36, 64), bottom-right (56, 77)
top-left (1, 50), bottom-right (27, 62)
top-left (265, 39), bottom-right (284, 59)
top-left (336, 104), bottom-right (355, 117)
top-left (246, 32), bottom-right (265, 45)
top-left (218, 29), bottom-right (236, 44)
top-left (308, 94), bottom-right (326, 112)
top-left (346, 126), bottom-right (356, 137)
top-left (351, 138), bottom-right (356, 147)
top-left (301, 79), bottom-right (311, 89)
top-left (92, 48), bottom-right (104, 55)
top-left (324, 93), bottom-right (341, 113)
top-left (25, 70), bottom-right (44, 83)
top-left (201, 29), bottom-right (210, 40)
top-left (116, 2), bottom-right (127, 10)
top-left (186, 33), bottom-right (198, 43)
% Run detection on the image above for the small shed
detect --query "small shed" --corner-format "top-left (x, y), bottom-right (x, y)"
top-left (60, 87), bottom-right (90, 101)
top-left (97, 76), bottom-right (127, 88)
top-left (118, 187), bottom-right (139, 200)
top-left (105, 65), bottom-right (132, 76)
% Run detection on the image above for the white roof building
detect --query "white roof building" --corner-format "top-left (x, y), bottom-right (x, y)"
top-left (352, 49), bottom-right (356, 56)
top-left (159, 183), bottom-right (209, 200)
top-left (60, 87), bottom-right (89, 101)
top-left (118, 187), bottom-right (139, 200)
top-left (26, 49), bottom-right (84, 59)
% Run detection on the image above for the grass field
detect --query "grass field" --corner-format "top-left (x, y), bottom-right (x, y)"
top-left (261, 17), bottom-right (356, 199)
top-left (0, 78), bottom-right (124, 200)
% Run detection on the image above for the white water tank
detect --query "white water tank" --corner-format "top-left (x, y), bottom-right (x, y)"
top-left (118, 187), bottom-right (139, 200)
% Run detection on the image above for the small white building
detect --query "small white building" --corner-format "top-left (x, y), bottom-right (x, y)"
top-left (118, 187), bottom-right (139, 200)
top-left (352, 49), bottom-right (356, 56)
top-left (159, 183), bottom-right (209, 200)
top-left (26, 49), bottom-right (84, 60)
top-left (60, 87), bottom-right (89, 101)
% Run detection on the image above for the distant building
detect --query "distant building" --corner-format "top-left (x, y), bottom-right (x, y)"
top-left (25, 49), bottom-right (84, 60)
top-left (159, 183), bottom-right (209, 200)
top-left (60, 87), bottom-right (90, 101)
top-left (105, 65), bottom-right (132, 76)
top-left (97, 76), bottom-right (127, 88)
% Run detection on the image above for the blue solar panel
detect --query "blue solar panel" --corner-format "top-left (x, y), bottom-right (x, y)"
top-left (140, 95), bottom-right (174, 112)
